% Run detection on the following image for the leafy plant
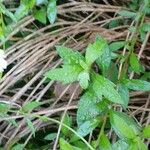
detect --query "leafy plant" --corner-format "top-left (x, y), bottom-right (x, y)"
top-left (1, 0), bottom-right (150, 149)
top-left (45, 33), bottom-right (150, 149)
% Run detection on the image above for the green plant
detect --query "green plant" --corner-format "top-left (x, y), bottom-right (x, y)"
top-left (0, 0), bottom-right (57, 43)
top-left (45, 33), bottom-right (150, 149)
top-left (0, 0), bottom-right (150, 149)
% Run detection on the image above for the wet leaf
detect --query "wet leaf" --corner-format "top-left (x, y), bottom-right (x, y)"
top-left (109, 110), bottom-right (140, 139)
top-left (85, 36), bottom-right (106, 66)
top-left (118, 84), bottom-right (129, 108)
top-left (122, 79), bottom-right (150, 91)
top-left (96, 40), bottom-right (111, 76)
top-left (92, 74), bottom-right (123, 105)
top-left (78, 71), bottom-right (90, 89)
top-left (56, 46), bottom-right (84, 65)
top-left (45, 65), bottom-right (83, 84)
top-left (77, 118), bottom-right (100, 137)
top-left (112, 140), bottom-right (129, 150)
top-left (77, 90), bottom-right (100, 125)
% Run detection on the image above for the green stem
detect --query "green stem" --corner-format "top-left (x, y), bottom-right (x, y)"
top-left (36, 115), bottom-right (95, 150)
top-left (94, 115), bottom-right (107, 148)
top-left (118, 9), bottom-right (146, 81)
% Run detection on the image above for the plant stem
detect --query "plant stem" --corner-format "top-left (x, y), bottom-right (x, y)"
top-left (94, 115), bottom-right (107, 148)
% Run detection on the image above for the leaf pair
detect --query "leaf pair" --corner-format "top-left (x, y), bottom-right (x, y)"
top-left (45, 46), bottom-right (84, 85)
top-left (45, 36), bottom-right (107, 89)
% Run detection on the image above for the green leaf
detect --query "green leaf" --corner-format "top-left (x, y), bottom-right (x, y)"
top-left (141, 23), bottom-right (150, 32)
top-left (85, 36), bottom-right (107, 66)
top-left (72, 147), bottom-right (82, 150)
top-left (45, 65), bottom-right (83, 84)
top-left (109, 110), bottom-right (140, 139)
top-left (0, 103), bottom-right (9, 113)
top-left (128, 143), bottom-right (139, 150)
top-left (33, 7), bottom-right (47, 24)
top-left (44, 133), bottom-right (57, 141)
top-left (25, 0), bottom-right (36, 9)
top-left (99, 133), bottom-right (112, 150)
top-left (129, 52), bottom-right (141, 73)
top-left (15, 0), bottom-right (35, 20)
top-left (47, 0), bottom-right (57, 24)
top-left (112, 140), bottom-right (129, 150)
top-left (15, 4), bottom-right (29, 20)
top-left (97, 99), bottom-right (109, 113)
top-left (22, 101), bottom-right (42, 112)
top-left (143, 6), bottom-right (150, 15)
top-left (73, 141), bottom-right (88, 150)
top-left (77, 118), bottom-right (100, 137)
top-left (141, 72), bottom-right (150, 80)
top-left (0, 3), bottom-right (17, 22)
top-left (96, 40), bottom-right (111, 76)
top-left (106, 62), bottom-right (118, 83)
top-left (61, 113), bottom-right (72, 136)
top-left (56, 46), bottom-right (84, 65)
top-left (118, 10), bottom-right (136, 18)
top-left (77, 90), bottom-right (100, 125)
top-left (0, 26), bottom-right (5, 42)
top-left (36, 0), bottom-right (48, 5)
top-left (9, 118), bottom-right (18, 127)
top-left (0, 113), bottom-right (18, 126)
top-left (92, 74), bottom-right (123, 105)
top-left (137, 139), bottom-right (148, 150)
top-left (59, 138), bottom-right (73, 150)
top-left (144, 0), bottom-right (150, 5)
top-left (118, 84), bottom-right (129, 108)
top-left (122, 79), bottom-right (150, 91)
top-left (109, 41), bottom-right (125, 52)
top-left (78, 71), bottom-right (90, 89)
top-left (26, 118), bottom-right (36, 136)
top-left (142, 125), bottom-right (150, 138)
top-left (12, 144), bottom-right (24, 150)
top-left (108, 19), bottom-right (122, 29)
